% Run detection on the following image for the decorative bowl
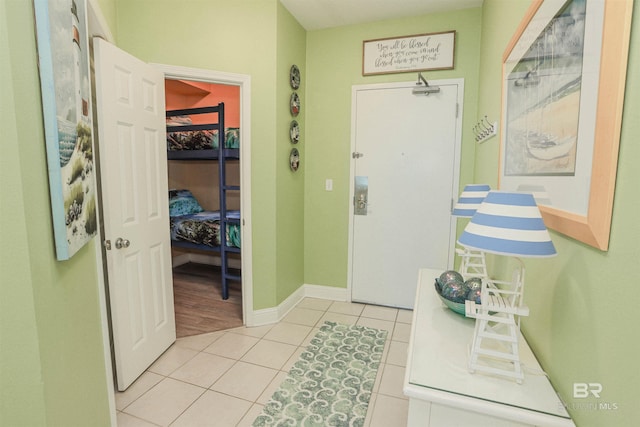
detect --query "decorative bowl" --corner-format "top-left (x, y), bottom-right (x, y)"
top-left (437, 293), bottom-right (467, 315)
top-left (434, 279), bottom-right (466, 315)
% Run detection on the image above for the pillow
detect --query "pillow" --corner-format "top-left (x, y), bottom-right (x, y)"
top-left (168, 189), bottom-right (204, 217)
top-left (166, 115), bottom-right (192, 126)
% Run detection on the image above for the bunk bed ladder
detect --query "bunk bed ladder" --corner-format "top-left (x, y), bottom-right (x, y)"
top-left (217, 103), bottom-right (241, 299)
top-left (166, 102), bottom-right (240, 300)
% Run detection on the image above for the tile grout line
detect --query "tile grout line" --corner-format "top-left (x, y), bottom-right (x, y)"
top-left (118, 299), bottom-right (411, 425)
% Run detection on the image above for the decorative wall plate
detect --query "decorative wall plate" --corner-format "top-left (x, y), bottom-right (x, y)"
top-left (290, 92), bottom-right (300, 117)
top-left (290, 148), bottom-right (300, 172)
top-left (289, 120), bottom-right (300, 144)
top-left (290, 64), bottom-right (300, 89)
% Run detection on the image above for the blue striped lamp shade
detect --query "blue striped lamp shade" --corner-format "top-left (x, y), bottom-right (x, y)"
top-left (457, 191), bottom-right (557, 257)
top-left (452, 184), bottom-right (491, 217)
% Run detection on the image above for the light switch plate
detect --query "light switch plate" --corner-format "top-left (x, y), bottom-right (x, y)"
top-left (325, 179), bottom-right (333, 191)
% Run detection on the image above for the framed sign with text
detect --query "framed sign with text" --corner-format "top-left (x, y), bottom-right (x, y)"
top-left (362, 31), bottom-right (455, 76)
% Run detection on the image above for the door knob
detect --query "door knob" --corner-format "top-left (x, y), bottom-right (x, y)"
top-left (115, 237), bottom-right (130, 249)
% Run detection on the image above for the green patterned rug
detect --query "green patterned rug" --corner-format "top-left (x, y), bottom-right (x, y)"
top-left (253, 321), bottom-right (388, 427)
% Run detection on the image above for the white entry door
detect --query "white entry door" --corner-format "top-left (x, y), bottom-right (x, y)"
top-left (94, 38), bottom-right (175, 391)
top-left (350, 81), bottom-right (462, 309)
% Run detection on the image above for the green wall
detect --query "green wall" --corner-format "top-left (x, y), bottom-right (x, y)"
top-left (303, 8), bottom-right (483, 287)
top-left (116, 0), bottom-right (308, 309)
top-left (1, 2), bottom-right (46, 424)
top-left (477, 1), bottom-right (640, 426)
top-left (95, 0), bottom-right (117, 39)
top-left (4, 0), bottom-right (638, 424)
top-left (275, 3), bottom-right (306, 302)
top-left (1, 0), bottom-right (111, 425)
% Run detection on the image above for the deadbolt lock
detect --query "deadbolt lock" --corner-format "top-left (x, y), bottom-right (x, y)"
top-left (354, 176), bottom-right (368, 215)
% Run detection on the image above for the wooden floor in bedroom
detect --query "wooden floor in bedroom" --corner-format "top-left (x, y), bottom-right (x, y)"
top-left (172, 262), bottom-right (243, 338)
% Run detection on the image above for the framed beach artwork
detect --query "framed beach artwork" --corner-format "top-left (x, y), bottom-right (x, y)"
top-left (34, 0), bottom-right (97, 260)
top-left (499, 0), bottom-right (632, 250)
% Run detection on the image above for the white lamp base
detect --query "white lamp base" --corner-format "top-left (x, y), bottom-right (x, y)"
top-left (465, 265), bottom-right (528, 383)
top-left (456, 246), bottom-right (488, 279)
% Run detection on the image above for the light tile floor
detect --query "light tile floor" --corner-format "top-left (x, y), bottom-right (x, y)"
top-left (116, 298), bottom-right (412, 426)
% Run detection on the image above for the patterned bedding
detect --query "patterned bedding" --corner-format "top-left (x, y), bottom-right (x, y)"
top-left (170, 210), bottom-right (241, 248)
top-left (167, 115), bottom-right (239, 151)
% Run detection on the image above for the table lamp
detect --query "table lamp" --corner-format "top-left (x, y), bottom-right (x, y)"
top-left (458, 191), bottom-right (556, 383)
top-left (452, 184), bottom-right (491, 278)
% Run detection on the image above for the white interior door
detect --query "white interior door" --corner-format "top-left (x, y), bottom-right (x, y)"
top-left (350, 81), bottom-right (462, 309)
top-left (94, 38), bottom-right (175, 391)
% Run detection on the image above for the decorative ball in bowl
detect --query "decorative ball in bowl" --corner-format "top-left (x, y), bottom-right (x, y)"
top-left (434, 271), bottom-right (483, 316)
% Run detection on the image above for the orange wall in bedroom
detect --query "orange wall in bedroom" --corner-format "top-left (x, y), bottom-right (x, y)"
top-left (164, 79), bottom-right (240, 128)
top-left (164, 79), bottom-right (241, 217)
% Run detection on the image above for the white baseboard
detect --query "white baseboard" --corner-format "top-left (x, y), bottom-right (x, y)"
top-left (168, 261), bottom-right (348, 328)
top-left (171, 253), bottom-right (191, 267)
top-left (248, 283), bottom-right (349, 327)
top-left (250, 285), bottom-right (305, 326)
top-left (303, 284), bottom-right (349, 302)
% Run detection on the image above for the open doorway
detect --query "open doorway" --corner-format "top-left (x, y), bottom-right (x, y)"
top-left (165, 79), bottom-right (243, 337)
top-left (154, 64), bottom-right (254, 336)
top-left (88, 2), bottom-right (253, 417)
top-left (92, 41), bottom-right (254, 396)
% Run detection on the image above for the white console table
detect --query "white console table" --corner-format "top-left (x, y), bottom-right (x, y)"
top-left (403, 268), bottom-right (575, 427)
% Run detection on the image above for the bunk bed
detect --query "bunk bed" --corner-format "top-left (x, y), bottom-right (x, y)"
top-left (166, 103), bottom-right (240, 300)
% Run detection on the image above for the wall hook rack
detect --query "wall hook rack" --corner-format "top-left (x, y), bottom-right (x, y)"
top-left (473, 115), bottom-right (497, 144)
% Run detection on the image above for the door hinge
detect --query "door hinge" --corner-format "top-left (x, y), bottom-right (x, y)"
top-left (456, 103), bottom-right (459, 118)
top-left (352, 152), bottom-right (364, 159)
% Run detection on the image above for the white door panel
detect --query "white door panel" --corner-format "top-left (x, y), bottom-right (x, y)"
top-left (351, 82), bottom-right (461, 309)
top-left (94, 38), bottom-right (175, 391)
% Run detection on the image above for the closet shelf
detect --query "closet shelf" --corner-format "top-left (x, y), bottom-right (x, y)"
top-left (166, 79), bottom-right (211, 96)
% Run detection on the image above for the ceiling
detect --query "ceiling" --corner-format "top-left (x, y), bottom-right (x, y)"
top-left (279, 0), bottom-right (483, 31)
